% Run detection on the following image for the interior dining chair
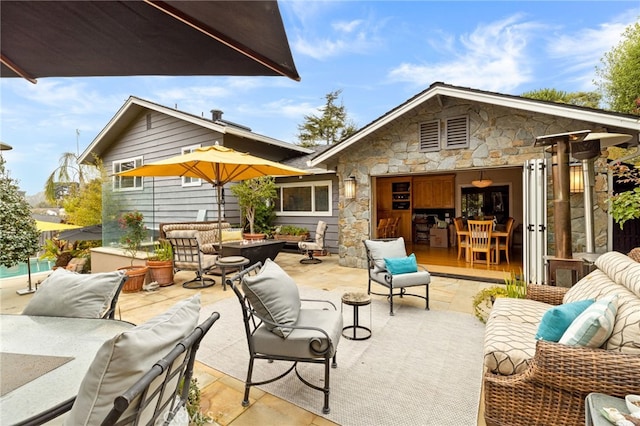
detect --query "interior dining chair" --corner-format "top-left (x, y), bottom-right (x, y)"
top-left (298, 221), bottom-right (328, 264)
top-left (497, 217), bottom-right (515, 264)
top-left (387, 217), bottom-right (401, 238)
top-left (453, 217), bottom-right (468, 261)
top-left (226, 260), bottom-right (342, 414)
top-left (467, 220), bottom-right (494, 266)
top-left (376, 218), bottom-right (390, 238)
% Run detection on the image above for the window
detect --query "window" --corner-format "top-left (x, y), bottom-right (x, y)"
top-left (275, 181), bottom-right (332, 216)
top-left (419, 120), bottom-right (440, 152)
top-left (181, 145), bottom-right (202, 187)
top-left (445, 115), bottom-right (469, 149)
top-left (113, 157), bottom-right (143, 191)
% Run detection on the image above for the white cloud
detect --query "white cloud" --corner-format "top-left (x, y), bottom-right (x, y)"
top-left (388, 15), bottom-right (543, 93)
top-left (333, 19), bottom-right (364, 33)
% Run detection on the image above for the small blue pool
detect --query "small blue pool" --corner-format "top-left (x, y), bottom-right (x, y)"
top-left (0, 258), bottom-right (54, 279)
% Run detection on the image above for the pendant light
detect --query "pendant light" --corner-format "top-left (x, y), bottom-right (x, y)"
top-left (471, 171), bottom-right (492, 188)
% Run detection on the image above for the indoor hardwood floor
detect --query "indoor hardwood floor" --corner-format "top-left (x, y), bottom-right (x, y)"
top-left (409, 243), bottom-right (523, 283)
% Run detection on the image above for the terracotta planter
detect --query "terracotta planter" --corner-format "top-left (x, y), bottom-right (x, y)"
top-left (117, 266), bottom-right (149, 293)
top-left (146, 260), bottom-right (174, 287)
top-left (273, 233), bottom-right (309, 242)
top-left (243, 233), bottom-right (266, 241)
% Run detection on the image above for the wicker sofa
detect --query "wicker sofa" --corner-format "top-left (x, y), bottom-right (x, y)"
top-left (483, 251), bottom-right (640, 426)
top-left (159, 221), bottom-right (242, 254)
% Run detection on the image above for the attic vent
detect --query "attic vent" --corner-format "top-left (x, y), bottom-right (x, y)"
top-left (419, 120), bottom-right (440, 152)
top-left (445, 115), bottom-right (469, 149)
top-left (211, 109), bottom-right (223, 121)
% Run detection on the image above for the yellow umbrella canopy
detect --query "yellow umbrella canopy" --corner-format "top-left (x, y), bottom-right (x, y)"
top-left (118, 145), bottom-right (308, 185)
top-left (118, 145), bottom-right (308, 244)
top-left (36, 221), bottom-right (81, 232)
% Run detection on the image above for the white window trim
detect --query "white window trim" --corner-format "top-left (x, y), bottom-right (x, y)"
top-left (113, 156), bottom-right (144, 192)
top-left (181, 145), bottom-right (202, 187)
top-left (275, 180), bottom-right (332, 217)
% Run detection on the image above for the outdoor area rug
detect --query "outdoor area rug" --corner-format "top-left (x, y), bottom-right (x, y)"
top-left (197, 287), bottom-right (486, 426)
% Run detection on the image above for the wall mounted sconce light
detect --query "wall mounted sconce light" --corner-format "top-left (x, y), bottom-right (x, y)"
top-left (471, 171), bottom-right (492, 188)
top-left (569, 163), bottom-right (584, 193)
top-left (344, 176), bottom-right (356, 199)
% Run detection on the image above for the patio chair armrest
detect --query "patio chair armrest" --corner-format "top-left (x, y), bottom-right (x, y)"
top-left (526, 284), bottom-right (567, 305)
top-left (300, 298), bottom-right (338, 310)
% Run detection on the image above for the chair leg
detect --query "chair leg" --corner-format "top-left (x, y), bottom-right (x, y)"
top-left (389, 287), bottom-right (395, 316)
top-left (242, 355), bottom-right (255, 407)
top-left (425, 284), bottom-right (430, 310)
top-left (322, 358), bottom-right (331, 414)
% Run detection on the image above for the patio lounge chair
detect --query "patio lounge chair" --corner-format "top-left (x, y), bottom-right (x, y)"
top-left (298, 220), bottom-right (328, 264)
top-left (363, 237), bottom-right (430, 315)
top-left (226, 260), bottom-right (342, 414)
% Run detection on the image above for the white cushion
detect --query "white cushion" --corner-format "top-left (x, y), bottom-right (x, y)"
top-left (365, 237), bottom-right (407, 272)
top-left (64, 295), bottom-right (201, 425)
top-left (242, 259), bottom-right (301, 338)
top-left (559, 295), bottom-right (618, 348)
top-left (22, 268), bottom-right (124, 319)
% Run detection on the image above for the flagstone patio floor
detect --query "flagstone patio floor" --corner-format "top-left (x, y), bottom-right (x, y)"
top-left (0, 252), bottom-right (492, 425)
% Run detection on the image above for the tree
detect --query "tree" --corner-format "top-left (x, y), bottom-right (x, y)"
top-left (62, 158), bottom-right (106, 226)
top-left (595, 21), bottom-right (640, 115)
top-left (521, 88), bottom-right (601, 108)
top-left (230, 176), bottom-right (277, 235)
top-left (297, 89), bottom-right (358, 147)
top-left (608, 162), bottom-right (640, 228)
top-left (44, 151), bottom-right (101, 206)
top-left (0, 156), bottom-right (41, 268)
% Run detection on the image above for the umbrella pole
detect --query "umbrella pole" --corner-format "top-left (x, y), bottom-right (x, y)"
top-left (16, 257), bottom-right (36, 295)
top-left (217, 185), bottom-right (223, 255)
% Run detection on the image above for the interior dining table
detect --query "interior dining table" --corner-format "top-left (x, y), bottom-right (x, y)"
top-left (0, 314), bottom-right (134, 425)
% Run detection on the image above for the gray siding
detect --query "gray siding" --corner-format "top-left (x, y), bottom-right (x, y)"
top-left (273, 174), bottom-right (339, 254)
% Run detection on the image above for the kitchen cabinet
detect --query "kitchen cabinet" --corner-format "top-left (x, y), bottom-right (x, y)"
top-left (413, 175), bottom-right (455, 208)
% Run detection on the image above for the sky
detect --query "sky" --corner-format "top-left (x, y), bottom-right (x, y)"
top-left (1, 1), bottom-right (638, 196)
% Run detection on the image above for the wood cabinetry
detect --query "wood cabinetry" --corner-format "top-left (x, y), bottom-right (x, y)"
top-left (413, 175), bottom-right (455, 208)
top-left (376, 177), bottom-right (412, 242)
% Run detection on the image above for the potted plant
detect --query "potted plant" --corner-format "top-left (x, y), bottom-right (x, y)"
top-left (230, 176), bottom-right (277, 240)
top-left (117, 211), bottom-right (149, 293)
top-left (274, 225), bottom-right (310, 242)
top-left (146, 239), bottom-right (174, 287)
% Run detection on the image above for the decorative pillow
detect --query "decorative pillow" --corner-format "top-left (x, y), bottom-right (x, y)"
top-left (535, 299), bottom-right (594, 342)
top-left (64, 295), bottom-right (201, 426)
top-left (221, 229), bottom-right (243, 242)
top-left (559, 296), bottom-right (618, 347)
top-left (22, 268), bottom-right (124, 319)
top-left (365, 237), bottom-right (407, 272)
top-left (242, 259), bottom-right (301, 338)
top-left (384, 253), bottom-right (418, 275)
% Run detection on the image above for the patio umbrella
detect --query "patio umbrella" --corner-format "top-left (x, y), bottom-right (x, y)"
top-left (35, 221), bottom-right (81, 232)
top-left (58, 224), bottom-right (103, 243)
top-left (117, 145), bottom-right (308, 245)
top-left (1, 1), bottom-right (300, 83)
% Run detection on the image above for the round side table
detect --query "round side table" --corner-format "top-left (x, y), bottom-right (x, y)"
top-left (341, 292), bottom-right (372, 340)
top-left (215, 256), bottom-right (250, 291)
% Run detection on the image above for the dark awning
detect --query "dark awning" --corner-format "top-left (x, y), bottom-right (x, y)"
top-left (0, 0), bottom-right (300, 83)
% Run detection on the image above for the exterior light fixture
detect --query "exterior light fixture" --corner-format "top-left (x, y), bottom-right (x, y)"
top-left (569, 163), bottom-right (584, 193)
top-left (471, 171), bottom-right (492, 188)
top-left (344, 176), bottom-right (356, 199)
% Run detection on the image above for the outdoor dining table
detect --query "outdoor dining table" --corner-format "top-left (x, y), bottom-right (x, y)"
top-left (0, 314), bottom-right (134, 425)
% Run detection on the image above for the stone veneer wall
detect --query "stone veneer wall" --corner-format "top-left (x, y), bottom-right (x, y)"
top-left (335, 98), bottom-right (611, 268)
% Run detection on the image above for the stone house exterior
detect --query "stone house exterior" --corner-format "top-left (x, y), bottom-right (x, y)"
top-left (309, 82), bottom-right (640, 270)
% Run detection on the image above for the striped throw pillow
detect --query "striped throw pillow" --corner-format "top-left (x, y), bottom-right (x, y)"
top-left (559, 296), bottom-right (618, 348)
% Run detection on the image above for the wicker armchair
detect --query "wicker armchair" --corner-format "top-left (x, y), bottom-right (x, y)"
top-left (483, 284), bottom-right (640, 426)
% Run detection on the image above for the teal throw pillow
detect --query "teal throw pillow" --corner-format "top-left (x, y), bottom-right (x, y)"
top-left (535, 299), bottom-right (595, 342)
top-left (384, 253), bottom-right (418, 275)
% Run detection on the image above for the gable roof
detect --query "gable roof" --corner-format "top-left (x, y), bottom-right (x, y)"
top-left (79, 96), bottom-right (312, 164)
top-left (310, 82), bottom-right (640, 167)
